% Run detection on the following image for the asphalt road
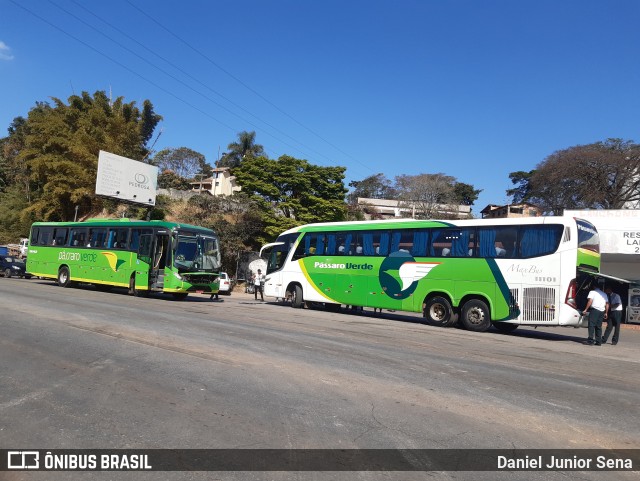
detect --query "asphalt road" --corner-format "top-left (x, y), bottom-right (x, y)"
top-left (1, 277), bottom-right (639, 481)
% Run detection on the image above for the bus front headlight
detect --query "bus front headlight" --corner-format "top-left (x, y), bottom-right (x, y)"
top-left (173, 271), bottom-right (183, 281)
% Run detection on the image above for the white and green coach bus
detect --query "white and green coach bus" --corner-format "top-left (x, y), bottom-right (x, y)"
top-left (260, 217), bottom-right (600, 332)
top-left (26, 219), bottom-right (221, 299)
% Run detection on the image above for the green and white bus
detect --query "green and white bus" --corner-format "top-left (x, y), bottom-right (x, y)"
top-left (260, 217), bottom-right (600, 332)
top-left (26, 219), bottom-right (221, 299)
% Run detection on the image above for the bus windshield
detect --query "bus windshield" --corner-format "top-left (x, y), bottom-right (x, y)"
top-left (265, 233), bottom-right (298, 274)
top-left (576, 219), bottom-right (599, 253)
top-left (174, 233), bottom-right (221, 272)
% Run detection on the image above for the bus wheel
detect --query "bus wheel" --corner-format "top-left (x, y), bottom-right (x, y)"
top-left (57, 266), bottom-right (71, 287)
top-left (460, 299), bottom-right (491, 332)
top-left (291, 285), bottom-right (304, 308)
top-left (172, 293), bottom-right (188, 300)
top-left (492, 322), bottom-right (518, 333)
top-left (424, 296), bottom-right (457, 327)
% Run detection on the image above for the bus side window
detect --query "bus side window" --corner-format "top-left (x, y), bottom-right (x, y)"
top-left (88, 228), bottom-right (107, 248)
top-left (118, 229), bottom-right (130, 249)
top-left (38, 228), bottom-right (53, 246)
top-left (361, 232), bottom-right (376, 256)
top-left (315, 235), bottom-right (326, 255)
top-left (69, 228), bottom-right (87, 247)
top-left (325, 234), bottom-right (336, 255)
top-left (336, 234), bottom-right (352, 255)
top-left (107, 230), bottom-right (117, 248)
top-left (411, 230), bottom-right (428, 257)
top-left (442, 228), bottom-right (473, 257)
top-left (520, 225), bottom-right (563, 258)
top-left (430, 230), bottom-right (450, 257)
top-left (52, 228), bottom-right (68, 246)
top-left (109, 228), bottom-right (129, 249)
top-left (293, 234), bottom-right (312, 260)
top-left (30, 227), bottom-right (40, 247)
top-left (495, 226), bottom-right (518, 258)
top-left (130, 229), bottom-right (151, 251)
top-left (352, 232), bottom-right (363, 255)
top-left (376, 232), bottom-right (390, 256)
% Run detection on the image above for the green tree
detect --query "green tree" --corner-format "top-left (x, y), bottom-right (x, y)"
top-left (234, 155), bottom-right (347, 239)
top-left (157, 170), bottom-right (193, 190)
top-left (506, 170), bottom-right (535, 203)
top-left (216, 131), bottom-right (265, 168)
top-left (1, 116), bottom-right (30, 197)
top-left (453, 182), bottom-right (482, 206)
top-left (524, 139), bottom-right (640, 214)
top-left (0, 185), bottom-right (32, 244)
top-left (152, 147), bottom-right (210, 180)
top-left (347, 173), bottom-right (396, 201)
top-left (180, 194), bottom-right (264, 272)
top-left (14, 91), bottom-right (161, 221)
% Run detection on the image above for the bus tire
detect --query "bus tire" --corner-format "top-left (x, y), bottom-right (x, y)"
top-left (424, 296), bottom-right (457, 327)
top-left (291, 285), bottom-right (304, 308)
top-left (460, 299), bottom-right (491, 332)
top-left (57, 266), bottom-right (71, 287)
top-left (492, 322), bottom-right (518, 333)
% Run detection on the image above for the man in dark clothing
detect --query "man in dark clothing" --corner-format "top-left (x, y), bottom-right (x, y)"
top-left (602, 286), bottom-right (623, 345)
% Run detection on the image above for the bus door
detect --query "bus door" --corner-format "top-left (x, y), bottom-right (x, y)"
top-left (261, 242), bottom-right (285, 298)
top-left (139, 230), bottom-right (171, 291)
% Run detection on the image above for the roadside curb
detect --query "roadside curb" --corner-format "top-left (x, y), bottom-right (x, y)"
top-left (621, 322), bottom-right (640, 331)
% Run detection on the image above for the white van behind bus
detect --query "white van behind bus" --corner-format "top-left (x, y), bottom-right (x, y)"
top-left (19, 238), bottom-right (29, 257)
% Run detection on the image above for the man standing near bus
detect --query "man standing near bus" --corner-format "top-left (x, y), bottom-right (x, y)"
top-left (254, 269), bottom-right (265, 301)
top-left (602, 286), bottom-right (623, 345)
top-left (582, 282), bottom-right (609, 346)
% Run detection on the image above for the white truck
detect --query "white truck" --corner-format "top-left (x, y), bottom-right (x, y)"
top-left (19, 238), bottom-right (29, 258)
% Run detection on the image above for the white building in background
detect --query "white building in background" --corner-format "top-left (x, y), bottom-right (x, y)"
top-left (190, 168), bottom-right (241, 196)
top-left (357, 198), bottom-right (471, 219)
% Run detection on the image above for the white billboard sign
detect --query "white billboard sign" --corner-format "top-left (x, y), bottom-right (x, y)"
top-left (95, 150), bottom-right (158, 206)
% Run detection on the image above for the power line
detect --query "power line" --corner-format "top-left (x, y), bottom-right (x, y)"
top-left (123, 0), bottom-right (374, 174)
top-left (63, 0), bottom-right (351, 169)
top-left (45, 0), bottom-right (333, 166)
top-left (9, 0), bottom-right (238, 134)
top-left (9, 0), bottom-right (373, 179)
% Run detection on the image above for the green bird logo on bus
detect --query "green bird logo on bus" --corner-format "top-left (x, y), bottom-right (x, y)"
top-left (379, 252), bottom-right (440, 299)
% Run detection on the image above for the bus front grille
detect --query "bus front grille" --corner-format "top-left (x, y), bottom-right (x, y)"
top-left (182, 274), bottom-right (217, 285)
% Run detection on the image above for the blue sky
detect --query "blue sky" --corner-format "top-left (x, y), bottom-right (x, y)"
top-left (1, 0), bottom-right (639, 214)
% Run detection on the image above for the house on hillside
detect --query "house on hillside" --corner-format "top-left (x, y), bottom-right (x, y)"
top-left (190, 168), bottom-right (241, 196)
top-left (480, 203), bottom-right (542, 219)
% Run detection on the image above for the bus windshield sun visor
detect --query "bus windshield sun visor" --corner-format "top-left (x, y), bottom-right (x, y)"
top-left (259, 242), bottom-right (284, 258)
